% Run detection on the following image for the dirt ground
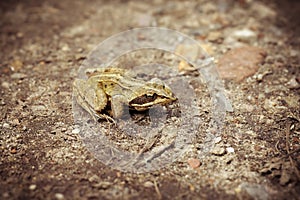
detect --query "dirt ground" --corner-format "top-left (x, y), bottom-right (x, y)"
top-left (1, 0), bottom-right (299, 199)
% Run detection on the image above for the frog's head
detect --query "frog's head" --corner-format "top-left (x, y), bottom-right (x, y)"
top-left (129, 78), bottom-right (177, 111)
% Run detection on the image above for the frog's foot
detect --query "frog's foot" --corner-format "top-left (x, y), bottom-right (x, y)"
top-left (111, 95), bottom-right (130, 119)
top-left (94, 112), bottom-right (116, 124)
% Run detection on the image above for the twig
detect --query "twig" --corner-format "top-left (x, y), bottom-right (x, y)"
top-left (285, 123), bottom-right (300, 179)
top-left (275, 140), bottom-right (280, 153)
top-left (154, 180), bottom-right (162, 200)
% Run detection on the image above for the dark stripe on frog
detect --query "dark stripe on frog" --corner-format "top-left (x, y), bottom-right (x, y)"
top-left (130, 93), bottom-right (158, 105)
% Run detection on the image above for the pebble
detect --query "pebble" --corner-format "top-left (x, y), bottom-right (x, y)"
top-left (289, 49), bottom-right (298, 57)
top-left (213, 136), bottom-right (222, 144)
top-left (232, 29), bottom-right (256, 41)
top-left (61, 45), bottom-right (70, 52)
top-left (207, 31), bottom-right (222, 42)
top-left (88, 174), bottom-right (100, 182)
top-left (1, 81), bottom-right (10, 89)
top-left (10, 60), bottom-right (23, 71)
top-left (187, 158), bottom-right (201, 169)
top-left (10, 148), bottom-right (17, 154)
top-left (211, 145), bottom-right (226, 156)
top-left (31, 105), bottom-right (47, 112)
top-left (29, 184), bottom-right (37, 190)
top-left (178, 60), bottom-right (195, 72)
top-left (94, 181), bottom-right (111, 189)
top-left (11, 118), bottom-right (20, 126)
top-left (72, 128), bottom-right (80, 134)
top-left (16, 32), bottom-right (24, 38)
top-left (55, 193), bottom-right (64, 200)
top-left (144, 181), bottom-right (154, 188)
top-left (283, 95), bottom-right (300, 108)
top-left (237, 183), bottom-right (269, 200)
top-left (11, 73), bottom-right (27, 79)
top-left (217, 46), bottom-right (267, 82)
top-left (3, 123), bottom-right (10, 129)
top-left (263, 99), bottom-right (277, 111)
top-left (226, 147), bottom-right (235, 153)
top-left (286, 77), bottom-right (300, 89)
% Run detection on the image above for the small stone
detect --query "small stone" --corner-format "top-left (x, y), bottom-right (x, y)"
top-left (31, 105), bottom-right (47, 112)
top-left (232, 29), bottom-right (256, 41)
top-left (11, 118), bottom-right (20, 126)
top-left (286, 77), bottom-right (300, 89)
top-left (10, 148), bottom-right (17, 154)
top-left (283, 95), bottom-right (300, 108)
top-left (72, 128), bottom-right (80, 134)
top-left (77, 48), bottom-right (84, 53)
top-left (61, 128), bottom-right (67, 132)
top-left (207, 31), bottom-right (222, 42)
top-left (11, 73), bottom-right (27, 79)
top-left (211, 145), bottom-right (226, 156)
top-left (29, 184), bottom-right (37, 190)
top-left (93, 182), bottom-right (111, 189)
top-left (55, 193), bottom-right (64, 200)
top-left (217, 46), bottom-right (267, 82)
top-left (187, 158), bottom-right (201, 169)
top-left (214, 136), bottom-right (222, 144)
top-left (178, 60), bottom-right (195, 72)
top-left (144, 181), bottom-right (154, 188)
top-left (61, 45), bottom-right (70, 52)
top-left (263, 99), bottom-right (277, 111)
top-left (16, 32), bottom-right (24, 38)
top-left (10, 60), bottom-right (23, 71)
top-left (88, 174), bottom-right (100, 182)
top-left (226, 147), bottom-right (235, 153)
top-left (1, 81), bottom-right (10, 89)
top-left (3, 123), bottom-right (10, 129)
top-left (289, 49), bottom-right (298, 57)
top-left (2, 192), bottom-right (9, 198)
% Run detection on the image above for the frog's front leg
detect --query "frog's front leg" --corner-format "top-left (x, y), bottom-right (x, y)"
top-left (110, 94), bottom-right (130, 119)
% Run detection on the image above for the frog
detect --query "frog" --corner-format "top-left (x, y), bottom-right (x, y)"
top-left (73, 67), bottom-right (177, 121)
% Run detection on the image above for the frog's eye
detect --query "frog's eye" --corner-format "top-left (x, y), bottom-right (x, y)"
top-left (162, 85), bottom-right (165, 89)
top-left (152, 93), bottom-right (157, 99)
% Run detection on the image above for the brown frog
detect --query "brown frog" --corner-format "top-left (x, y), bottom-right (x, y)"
top-left (73, 67), bottom-right (177, 121)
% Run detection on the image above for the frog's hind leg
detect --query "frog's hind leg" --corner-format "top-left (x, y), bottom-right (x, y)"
top-left (73, 79), bottom-right (113, 123)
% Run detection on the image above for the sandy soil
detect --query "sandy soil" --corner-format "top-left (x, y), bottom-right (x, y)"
top-left (1, 0), bottom-right (299, 199)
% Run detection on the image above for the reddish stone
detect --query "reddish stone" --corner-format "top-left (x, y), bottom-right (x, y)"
top-left (187, 158), bottom-right (201, 169)
top-left (217, 46), bottom-right (267, 82)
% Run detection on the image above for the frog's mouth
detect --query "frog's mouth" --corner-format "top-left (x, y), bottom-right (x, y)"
top-left (129, 93), bottom-right (176, 111)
